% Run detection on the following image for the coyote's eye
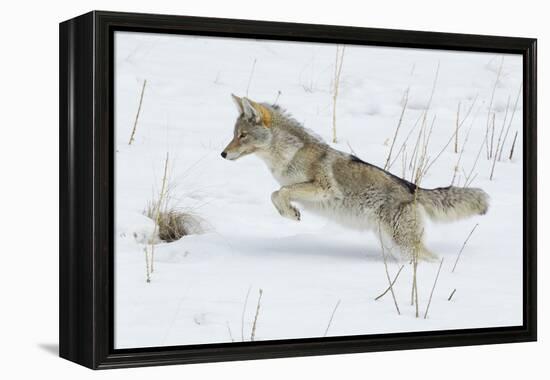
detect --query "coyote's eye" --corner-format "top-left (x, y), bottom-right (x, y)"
top-left (238, 133), bottom-right (247, 139)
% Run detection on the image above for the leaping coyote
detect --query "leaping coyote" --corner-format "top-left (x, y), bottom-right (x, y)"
top-left (222, 95), bottom-right (488, 260)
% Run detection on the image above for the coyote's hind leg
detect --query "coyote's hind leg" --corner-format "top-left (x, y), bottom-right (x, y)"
top-left (383, 201), bottom-right (438, 262)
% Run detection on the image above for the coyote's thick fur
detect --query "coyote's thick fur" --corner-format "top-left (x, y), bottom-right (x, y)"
top-left (222, 95), bottom-right (489, 260)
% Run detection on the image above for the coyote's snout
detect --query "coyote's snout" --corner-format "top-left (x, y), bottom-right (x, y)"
top-left (222, 94), bottom-right (489, 260)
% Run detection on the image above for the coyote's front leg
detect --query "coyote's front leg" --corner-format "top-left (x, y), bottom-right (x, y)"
top-left (271, 182), bottom-right (329, 221)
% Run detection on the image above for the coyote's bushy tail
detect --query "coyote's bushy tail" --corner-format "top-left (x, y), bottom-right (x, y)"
top-left (417, 186), bottom-right (489, 222)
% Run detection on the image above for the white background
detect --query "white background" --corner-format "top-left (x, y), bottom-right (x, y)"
top-left (0, 0), bottom-right (546, 378)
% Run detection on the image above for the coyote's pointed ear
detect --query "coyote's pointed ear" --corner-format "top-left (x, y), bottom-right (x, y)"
top-left (231, 93), bottom-right (244, 115)
top-left (242, 97), bottom-right (272, 128)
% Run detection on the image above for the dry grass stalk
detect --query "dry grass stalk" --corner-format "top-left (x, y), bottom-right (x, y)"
top-left (464, 127), bottom-right (488, 187)
top-left (410, 200), bottom-right (422, 317)
top-left (410, 112), bottom-right (436, 183)
top-left (464, 173), bottom-right (478, 188)
top-left (485, 56), bottom-right (504, 159)
top-left (332, 45), bottom-right (346, 143)
top-left (144, 246), bottom-right (151, 283)
top-left (250, 289), bottom-right (263, 342)
top-left (323, 299), bottom-right (342, 337)
top-left (378, 225), bottom-right (401, 315)
top-left (451, 121), bottom-right (475, 186)
top-left (409, 61), bottom-right (439, 176)
top-left (149, 152), bottom-right (170, 274)
top-left (402, 150), bottom-right (408, 179)
top-left (407, 93), bottom-right (439, 316)
top-left (411, 256), bottom-right (419, 316)
top-left (423, 258), bottom-right (444, 319)
top-left (375, 265), bottom-right (405, 301)
top-left (408, 113), bottom-right (433, 317)
top-left (241, 285), bottom-right (252, 342)
top-left (245, 58), bottom-right (257, 96)
top-left (509, 131), bottom-right (518, 160)
top-left (274, 90), bottom-right (282, 105)
top-left (423, 96), bottom-right (479, 176)
top-left (498, 84), bottom-right (522, 161)
top-left (128, 79), bottom-right (147, 145)
top-left (452, 224), bottom-right (479, 272)
top-left (454, 102), bottom-right (461, 153)
top-left (408, 113), bottom-right (427, 176)
top-left (415, 115), bottom-right (437, 181)
top-left (425, 61), bottom-right (440, 109)
top-left (346, 141), bottom-right (357, 156)
top-left (448, 289), bottom-right (457, 301)
top-left (226, 322), bottom-right (234, 342)
top-left (490, 96), bottom-right (511, 180)
top-left (489, 112), bottom-right (496, 159)
top-left (384, 87), bottom-right (410, 170)
top-left (388, 111), bottom-right (424, 170)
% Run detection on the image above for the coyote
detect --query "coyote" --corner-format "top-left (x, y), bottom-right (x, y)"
top-left (221, 95), bottom-right (489, 260)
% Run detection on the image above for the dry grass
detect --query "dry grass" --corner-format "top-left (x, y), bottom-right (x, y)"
top-left (142, 153), bottom-right (206, 282)
top-left (464, 125), bottom-right (488, 187)
top-left (387, 112), bottom-right (423, 170)
top-left (375, 265), bottom-right (405, 301)
top-left (423, 95), bottom-right (479, 178)
top-left (454, 101), bottom-right (461, 153)
top-left (128, 79), bottom-right (147, 145)
top-left (241, 286), bottom-right (252, 342)
top-left (323, 299), bottom-right (342, 337)
top-left (145, 203), bottom-right (204, 242)
top-left (226, 322), bottom-right (235, 342)
top-left (489, 112), bottom-right (496, 160)
top-left (273, 90), bottom-right (282, 105)
top-left (423, 258), bottom-right (444, 319)
top-left (498, 84), bottom-right (522, 161)
top-left (332, 45), bottom-right (346, 143)
top-left (509, 131), bottom-right (518, 160)
top-left (451, 119), bottom-right (475, 186)
top-left (485, 56), bottom-right (504, 159)
top-left (378, 224), bottom-right (401, 315)
top-left (490, 96), bottom-right (511, 180)
top-left (452, 224), bottom-right (479, 273)
top-left (144, 153), bottom-right (205, 244)
top-left (384, 87), bottom-right (410, 170)
top-left (448, 289), bottom-right (457, 301)
top-left (250, 289), bottom-right (263, 342)
top-left (245, 58), bottom-right (257, 96)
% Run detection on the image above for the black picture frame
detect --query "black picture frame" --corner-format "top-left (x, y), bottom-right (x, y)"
top-left (59, 10), bottom-right (537, 369)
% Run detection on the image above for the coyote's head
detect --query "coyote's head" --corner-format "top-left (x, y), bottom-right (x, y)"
top-left (221, 94), bottom-right (273, 160)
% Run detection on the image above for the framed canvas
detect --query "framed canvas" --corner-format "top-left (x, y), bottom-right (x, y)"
top-left (59, 11), bottom-right (537, 369)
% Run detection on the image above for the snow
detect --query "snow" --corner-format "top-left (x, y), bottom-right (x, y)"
top-left (114, 31), bottom-right (523, 349)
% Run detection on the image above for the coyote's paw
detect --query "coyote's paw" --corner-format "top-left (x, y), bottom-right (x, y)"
top-left (413, 248), bottom-right (438, 263)
top-left (280, 205), bottom-right (301, 221)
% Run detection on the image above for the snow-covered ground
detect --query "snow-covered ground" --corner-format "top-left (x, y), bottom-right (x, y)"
top-left (114, 31), bottom-right (523, 349)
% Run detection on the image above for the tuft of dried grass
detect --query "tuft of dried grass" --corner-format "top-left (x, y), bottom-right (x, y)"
top-left (145, 202), bottom-right (204, 242)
